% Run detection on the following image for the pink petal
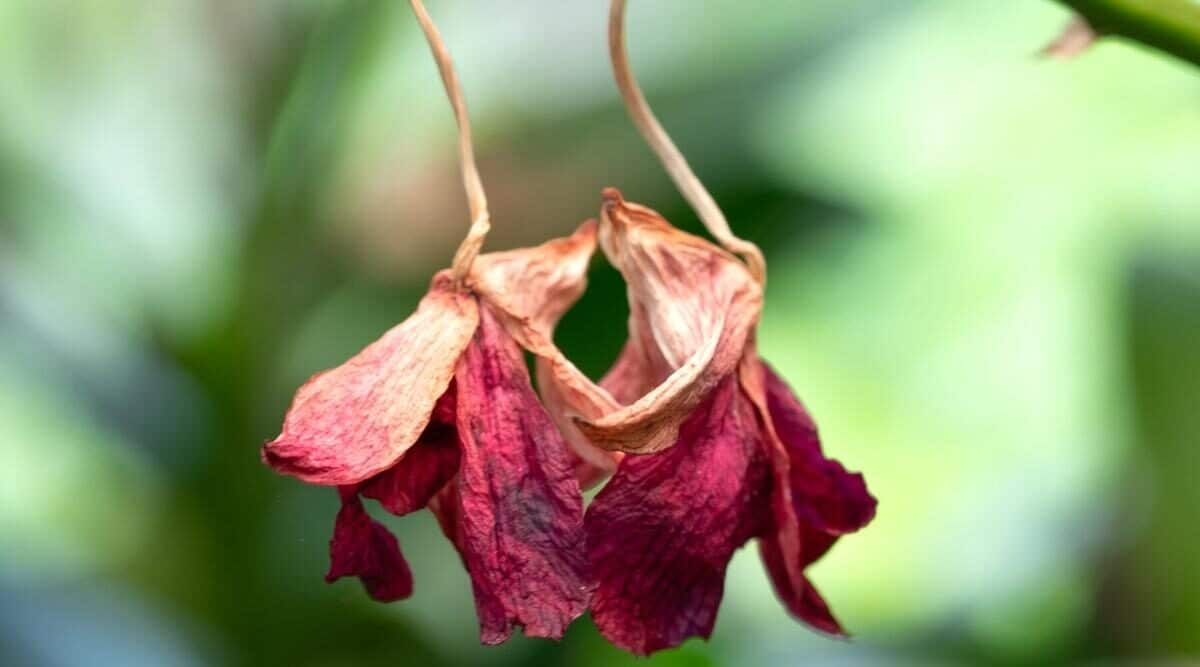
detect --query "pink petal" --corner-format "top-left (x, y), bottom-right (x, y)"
top-left (586, 377), bottom-right (771, 655)
top-left (264, 275), bottom-right (478, 485)
top-left (358, 386), bottom-right (461, 516)
top-left (444, 305), bottom-right (591, 644)
top-left (468, 220), bottom-right (597, 352)
top-left (325, 489), bottom-right (413, 602)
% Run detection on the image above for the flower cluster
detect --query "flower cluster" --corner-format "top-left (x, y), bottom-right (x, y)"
top-left (263, 190), bottom-right (875, 655)
top-left (264, 225), bottom-right (597, 643)
top-left (263, 0), bottom-right (875, 655)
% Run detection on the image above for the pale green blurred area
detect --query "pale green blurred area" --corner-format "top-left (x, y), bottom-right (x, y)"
top-left (1, 1), bottom-right (1198, 666)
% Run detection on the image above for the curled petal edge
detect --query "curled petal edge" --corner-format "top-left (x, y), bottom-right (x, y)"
top-left (264, 274), bottom-right (478, 485)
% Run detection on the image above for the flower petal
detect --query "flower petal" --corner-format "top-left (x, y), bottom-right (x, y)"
top-left (468, 220), bottom-right (597, 352)
top-left (445, 305), bottom-right (591, 644)
top-left (358, 386), bottom-right (461, 516)
top-left (762, 362), bottom-right (877, 535)
top-left (757, 528), bottom-right (841, 635)
top-left (536, 360), bottom-right (622, 488)
top-left (586, 376), bottom-right (772, 655)
top-left (739, 354), bottom-right (875, 635)
top-left (325, 489), bottom-right (413, 602)
top-left (264, 274), bottom-right (478, 485)
top-left (573, 189), bottom-right (762, 453)
top-left (469, 219), bottom-right (623, 487)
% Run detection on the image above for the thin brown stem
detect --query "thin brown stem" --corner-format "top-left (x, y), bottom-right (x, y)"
top-left (608, 0), bottom-right (766, 285)
top-left (409, 0), bottom-right (490, 283)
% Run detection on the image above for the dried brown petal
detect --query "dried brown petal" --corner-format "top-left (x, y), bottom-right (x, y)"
top-left (469, 219), bottom-right (624, 485)
top-left (264, 274), bottom-right (478, 485)
top-left (573, 189), bottom-right (762, 453)
top-left (468, 220), bottom-right (597, 353)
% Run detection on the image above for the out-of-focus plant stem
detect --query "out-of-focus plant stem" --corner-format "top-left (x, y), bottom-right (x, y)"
top-left (1055, 0), bottom-right (1200, 67)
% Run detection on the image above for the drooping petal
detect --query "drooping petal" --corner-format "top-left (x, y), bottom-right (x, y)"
top-left (469, 219), bottom-right (623, 487)
top-left (446, 305), bottom-right (591, 644)
top-left (326, 489), bottom-right (413, 602)
top-left (468, 220), bottom-right (597, 352)
top-left (757, 528), bottom-right (842, 635)
top-left (264, 274), bottom-right (478, 485)
top-left (586, 376), bottom-right (772, 655)
top-left (762, 362), bottom-right (877, 535)
top-left (426, 481), bottom-right (462, 555)
top-left (359, 386), bottom-right (461, 516)
top-left (535, 360), bottom-right (622, 489)
top-left (542, 338), bottom-right (647, 488)
top-left (574, 189), bottom-right (763, 454)
top-left (738, 353), bottom-right (875, 634)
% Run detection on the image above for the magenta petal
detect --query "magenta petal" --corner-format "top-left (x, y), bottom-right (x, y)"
top-left (749, 360), bottom-right (875, 634)
top-left (326, 489), bottom-right (413, 602)
top-left (448, 306), bottom-right (590, 644)
top-left (762, 363), bottom-right (877, 535)
top-left (586, 377), bottom-right (772, 655)
top-left (758, 530), bottom-right (842, 636)
top-left (359, 387), bottom-right (461, 516)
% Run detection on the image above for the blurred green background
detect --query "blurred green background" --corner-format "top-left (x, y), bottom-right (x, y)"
top-left (2, 1), bottom-right (1198, 665)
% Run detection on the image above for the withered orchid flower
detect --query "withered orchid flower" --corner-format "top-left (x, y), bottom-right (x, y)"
top-left (264, 224), bottom-right (597, 644)
top-left (559, 190), bottom-right (877, 656)
top-left (263, 0), bottom-right (593, 644)
top-left (549, 0), bottom-right (877, 654)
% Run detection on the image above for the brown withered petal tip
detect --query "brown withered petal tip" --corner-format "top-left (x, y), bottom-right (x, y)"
top-left (565, 188), bottom-right (763, 454)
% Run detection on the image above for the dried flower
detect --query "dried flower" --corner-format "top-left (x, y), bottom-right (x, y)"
top-left (263, 223), bottom-right (598, 643)
top-left (261, 0), bottom-right (599, 641)
top-left (568, 0), bottom-right (880, 653)
top-left (558, 191), bottom-right (877, 656)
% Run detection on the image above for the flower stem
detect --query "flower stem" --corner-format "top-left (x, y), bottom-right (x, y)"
top-left (1055, 0), bottom-right (1200, 67)
top-left (409, 0), bottom-right (490, 283)
top-left (608, 0), bottom-right (767, 285)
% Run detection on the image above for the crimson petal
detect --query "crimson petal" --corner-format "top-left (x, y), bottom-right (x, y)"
top-left (359, 387), bottom-right (461, 516)
top-left (326, 489), bottom-right (413, 602)
top-left (757, 529), bottom-right (841, 635)
top-left (586, 377), bottom-right (772, 655)
top-left (447, 305), bottom-right (590, 644)
top-left (762, 362), bottom-right (876, 535)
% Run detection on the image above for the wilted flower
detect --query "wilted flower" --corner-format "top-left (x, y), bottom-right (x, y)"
top-left (265, 0), bottom-right (875, 654)
top-left (263, 224), bottom-right (598, 644)
top-left (545, 190), bottom-right (877, 655)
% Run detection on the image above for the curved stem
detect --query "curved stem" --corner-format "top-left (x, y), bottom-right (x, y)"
top-left (409, 0), bottom-right (490, 283)
top-left (608, 0), bottom-right (767, 285)
top-left (1055, 0), bottom-right (1200, 68)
